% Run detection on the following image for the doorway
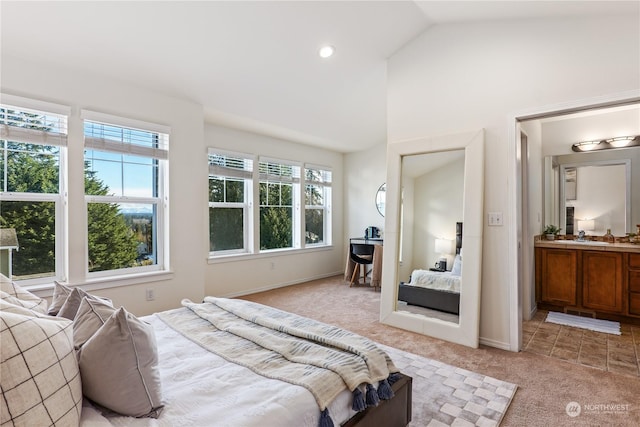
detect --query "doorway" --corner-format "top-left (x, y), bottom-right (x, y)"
top-left (509, 92), bottom-right (640, 352)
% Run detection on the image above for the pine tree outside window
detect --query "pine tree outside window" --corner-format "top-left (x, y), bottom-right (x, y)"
top-left (0, 98), bottom-right (68, 284)
top-left (259, 159), bottom-right (300, 251)
top-left (304, 165), bottom-right (332, 246)
top-left (208, 149), bottom-right (253, 254)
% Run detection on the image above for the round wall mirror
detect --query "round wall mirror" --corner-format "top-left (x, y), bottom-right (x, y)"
top-left (376, 183), bottom-right (386, 217)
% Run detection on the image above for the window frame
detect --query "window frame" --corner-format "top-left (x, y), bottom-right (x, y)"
top-left (207, 149), bottom-right (254, 256)
top-left (303, 164), bottom-right (332, 248)
top-left (207, 149), bottom-right (333, 260)
top-left (82, 110), bottom-right (169, 279)
top-left (0, 95), bottom-right (69, 286)
top-left (258, 157), bottom-right (301, 252)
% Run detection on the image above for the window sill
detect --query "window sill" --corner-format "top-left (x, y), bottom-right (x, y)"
top-left (30, 270), bottom-right (175, 298)
top-left (207, 245), bottom-right (333, 264)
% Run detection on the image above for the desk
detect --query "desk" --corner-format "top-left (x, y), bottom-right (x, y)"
top-left (345, 238), bottom-right (383, 290)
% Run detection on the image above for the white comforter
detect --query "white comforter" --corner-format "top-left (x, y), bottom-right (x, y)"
top-left (79, 314), bottom-right (356, 427)
top-left (407, 269), bottom-right (461, 293)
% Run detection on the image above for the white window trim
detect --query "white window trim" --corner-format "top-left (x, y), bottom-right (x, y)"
top-left (83, 112), bottom-right (169, 278)
top-left (208, 149), bottom-right (255, 256)
top-left (1, 96), bottom-right (69, 286)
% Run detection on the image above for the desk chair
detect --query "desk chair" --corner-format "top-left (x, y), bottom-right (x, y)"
top-left (349, 243), bottom-right (375, 287)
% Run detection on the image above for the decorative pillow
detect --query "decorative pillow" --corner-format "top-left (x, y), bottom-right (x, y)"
top-left (73, 297), bottom-right (117, 350)
top-left (0, 274), bottom-right (47, 314)
top-left (48, 281), bottom-right (73, 316)
top-left (451, 254), bottom-right (462, 276)
top-left (79, 307), bottom-right (164, 418)
top-left (0, 306), bottom-right (82, 426)
top-left (57, 287), bottom-right (113, 321)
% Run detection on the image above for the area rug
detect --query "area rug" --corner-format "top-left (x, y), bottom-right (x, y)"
top-left (545, 311), bottom-right (620, 335)
top-left (379, 344), bottom-right (517, 426)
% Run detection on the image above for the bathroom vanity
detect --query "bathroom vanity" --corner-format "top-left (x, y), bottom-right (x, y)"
top-left (535, 238), bottom-right (640, 324)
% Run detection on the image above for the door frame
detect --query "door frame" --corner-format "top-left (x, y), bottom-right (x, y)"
top-left (506, 89), bottom-right (640, 352)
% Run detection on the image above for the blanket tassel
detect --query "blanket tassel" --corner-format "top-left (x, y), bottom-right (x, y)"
top-left (352, 387), bottom-right (366, 412)
top-left (365, 384), bottom-right (379, 407)
top-left (377, 379), bottom-right (394, 400)
top-left (388, 372), bottom-right (401, 385)
top-left (319, 408), bottom-right (334, 427)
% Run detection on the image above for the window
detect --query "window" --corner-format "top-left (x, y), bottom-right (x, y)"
top-left (0, 99), bottom-right (68, 284)
top-left (259, 159), bottom-right (300, 250)
top-left (208, 150), bottom-right (253, 254)
top-left (207, 148), bottom-right (332, 258)
top-left (304, 165), bottom-right (332, 245)
top-left (83, 111), bottom-right (168, 276)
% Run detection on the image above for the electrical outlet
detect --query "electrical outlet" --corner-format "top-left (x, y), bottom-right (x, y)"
top-left (146, 288), bottom-right (155, 301)
top-left (488, 212), bottom-right (503, 226)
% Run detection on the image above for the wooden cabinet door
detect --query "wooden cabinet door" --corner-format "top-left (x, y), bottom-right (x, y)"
top-left (582, 251), bottom-right (623, 313)
top-left (540, 249), bottom-right (577, 306)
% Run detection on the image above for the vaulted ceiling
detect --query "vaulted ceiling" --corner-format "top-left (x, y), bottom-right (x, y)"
top-left (2, 1), bottom-right (637, 152)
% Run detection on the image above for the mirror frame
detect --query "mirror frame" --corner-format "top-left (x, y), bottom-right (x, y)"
top-left (557, 159), bottom-right (631, 235)
top-left (375, 183), bottom-right (386, 217)
top-left (380, 129), bottom-right (485, 348)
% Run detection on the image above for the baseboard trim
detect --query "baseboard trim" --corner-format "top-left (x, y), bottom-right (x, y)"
top-left (220, 271), bottom-right (344, 299)
top-left (479, 337), bottom-right (512, 351)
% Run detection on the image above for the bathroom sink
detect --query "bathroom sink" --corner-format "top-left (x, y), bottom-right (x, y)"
top-left (551, 240), bottom-right (610, 246)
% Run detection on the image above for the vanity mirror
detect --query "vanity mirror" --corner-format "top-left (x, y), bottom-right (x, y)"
top-left (380, 130), bottom-right (484, 348)
top-left (544, 155), bottom-right (632, 237)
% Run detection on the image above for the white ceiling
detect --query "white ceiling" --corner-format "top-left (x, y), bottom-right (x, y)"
top-left (1, 1), bottom-right (637, 153)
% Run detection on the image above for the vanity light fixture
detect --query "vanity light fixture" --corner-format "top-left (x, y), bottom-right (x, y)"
top-left (318, 45), bottom-right (335, 58)
top-left (571, 135), bottom-right (639, 152)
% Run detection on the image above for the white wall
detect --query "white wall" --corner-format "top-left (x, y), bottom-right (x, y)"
top-left (203, 124), bottom-right (345, 297)
top-left (344, 142), bottom-right (387, 242)
top-left (1, 56), bottom-right (206, 316)
top-left (387, 15), bottom-right (640, 348)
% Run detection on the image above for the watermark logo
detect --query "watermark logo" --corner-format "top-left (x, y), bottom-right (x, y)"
top-left (566, 401), bottom-right (581, 417)
top-left (566, 401), bottom-right (631, 417)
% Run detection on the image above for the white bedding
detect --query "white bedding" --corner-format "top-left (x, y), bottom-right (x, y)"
top-left (79, 314), bottom-right (356, 427)
top-left (407, 269), bottom-right (461, 293)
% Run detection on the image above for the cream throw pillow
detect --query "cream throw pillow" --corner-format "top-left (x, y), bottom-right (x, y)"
top-left (48, 281), bottom-right (73, 316)
top-left (57, 287), bottom-right (113, 321)
top-left (72, 297), bottom-right (116, 350)
top-left (0, 302), bottom-right (82, 426)
top-left (0, 274), bottom-right (47, 314)
top-left (79, 307), bottom-right (164, 418)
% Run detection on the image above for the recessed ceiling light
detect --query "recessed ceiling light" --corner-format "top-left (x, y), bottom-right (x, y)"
top-left (318, 45), bottom-right (335, 58)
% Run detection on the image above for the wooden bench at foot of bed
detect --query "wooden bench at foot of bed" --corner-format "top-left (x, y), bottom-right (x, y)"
top-left (344, 373), bottom-right (413, 427)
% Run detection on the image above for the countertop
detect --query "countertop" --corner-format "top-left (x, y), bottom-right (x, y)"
top-left (535, 239), bottom-right (640, 253)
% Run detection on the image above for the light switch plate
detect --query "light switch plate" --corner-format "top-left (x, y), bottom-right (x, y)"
top-left (488, 212), bottom-right (503, 226)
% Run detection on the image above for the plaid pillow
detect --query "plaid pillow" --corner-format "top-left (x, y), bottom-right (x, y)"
top-left (1, 305), bottom-right (82, 426)
top-left (0, 275), bottom-right (47, 314)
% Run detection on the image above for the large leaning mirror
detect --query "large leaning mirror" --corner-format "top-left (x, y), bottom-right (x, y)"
top-left (380, 130), bottom-right (484, 348)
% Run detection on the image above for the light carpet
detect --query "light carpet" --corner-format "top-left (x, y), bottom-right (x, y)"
top-left (380, 344), bottom-right (517, 426)
top-left (545, 311), bottom-right (621, 335)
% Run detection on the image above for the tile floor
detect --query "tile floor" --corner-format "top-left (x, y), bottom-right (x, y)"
top-left (523, 310), bottom-right (640, 377)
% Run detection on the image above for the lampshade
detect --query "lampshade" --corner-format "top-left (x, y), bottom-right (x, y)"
top-left (577, 219), bottom-right (595, 231)
top-left (435, 238), bottom-right (454, 255)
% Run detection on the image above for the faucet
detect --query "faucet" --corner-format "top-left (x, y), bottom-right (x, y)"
top-left (577, 230), bottom-right (586, 241)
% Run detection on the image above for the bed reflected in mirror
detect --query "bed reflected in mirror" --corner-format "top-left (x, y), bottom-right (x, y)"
top-left (395, 150), bottom-right (465, 324)
top-left (380, 130), bottom-right (484, 348)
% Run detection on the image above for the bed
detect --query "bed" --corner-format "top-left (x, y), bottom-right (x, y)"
top-left (0, 276), bottom-right (412, 427)
top-left (397, 222), bottom-right (462, 315)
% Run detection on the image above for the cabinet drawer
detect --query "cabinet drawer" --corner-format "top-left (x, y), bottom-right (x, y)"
top-left (630, 271), bottom-right (640, 293)
top-left (630, 293), bottom-right (640, 316)
top-left (630, 253), bottom-right (640, 268)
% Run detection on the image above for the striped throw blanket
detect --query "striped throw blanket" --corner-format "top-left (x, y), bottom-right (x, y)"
top-left (157, 297), bottom-right (399, 427)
